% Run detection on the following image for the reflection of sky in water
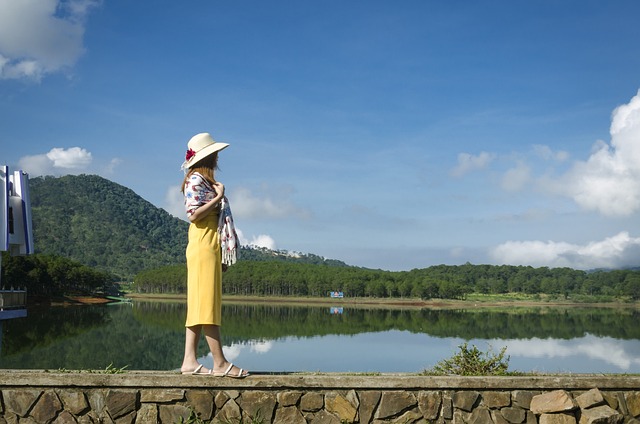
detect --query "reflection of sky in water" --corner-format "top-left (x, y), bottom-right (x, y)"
top-left (193, 331), bottom-right (640, 374)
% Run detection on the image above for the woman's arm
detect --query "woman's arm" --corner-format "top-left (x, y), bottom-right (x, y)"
top-left (188, 181), bottom-right (225, 223)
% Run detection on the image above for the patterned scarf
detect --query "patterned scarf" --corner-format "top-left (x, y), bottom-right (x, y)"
top-left (218, 196), bottom-right (239, 266)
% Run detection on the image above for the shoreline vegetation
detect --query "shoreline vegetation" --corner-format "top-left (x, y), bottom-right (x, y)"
top-left (55, 292), bottom-right (640, 310)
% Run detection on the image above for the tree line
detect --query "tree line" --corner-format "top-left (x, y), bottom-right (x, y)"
top-left (4, 250), bottom-right (640, 302)
top-left (133, 260), bottom-right (640, 301)
top-left (1, 252), bottom-right (114, 298)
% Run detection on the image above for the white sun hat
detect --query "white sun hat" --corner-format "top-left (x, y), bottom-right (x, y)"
top-left (181, 132), bottom-right (229, 170)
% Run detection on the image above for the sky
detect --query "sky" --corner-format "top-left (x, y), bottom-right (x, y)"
top-left (1, 0), bottom-right (640, 271)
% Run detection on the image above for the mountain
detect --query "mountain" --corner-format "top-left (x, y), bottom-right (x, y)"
top-left (29, 174), bottom-right (346, 280)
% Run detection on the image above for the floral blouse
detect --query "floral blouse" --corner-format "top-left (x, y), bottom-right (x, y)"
top-left (184, 172), bottom-right (216, 217)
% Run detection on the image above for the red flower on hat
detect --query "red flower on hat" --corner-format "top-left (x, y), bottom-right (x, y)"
top-left (185, 148), bottom-right (196, 161)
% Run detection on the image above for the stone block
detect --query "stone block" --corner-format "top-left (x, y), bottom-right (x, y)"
top-left (53, 410), bottom-right (77, 423)
top-left (375, 391), bottom-right (417, 420)
top-left (467, 406), bottom-right (492, 424)
top-left (215, 398), bottom-right (241, 423)
top-left (134, 404), bottom-right (157, 424)
top-left (442, 395), bottom-right (453, 420)
top-left (513, 391), bottom-right (538, 409)
top-left (225, 390), bottom-right (240, 400)
top-left (31, 390), bottom-right (62, 424)
top-left (500, 406), bottom-right (526, 423)
top-left (358, 391), bottom-right (381, 424)
top-left (86, 390), bottom-right (106, 415)
top-left (326, 392), bottom-right (357, 423)
top-left (615, 393), bottom-right (628, 416)
top-left (627, 392), bottom-right (640, 417)
top-left (215, 391), bottom-right (229, 409)
top-left (539, 412), bottom-right (577, 424)
top-left (273, 405), bottom-right (306, 424)
top-left (105, 390), bottom-right (138, 420)
top-left (453, 409), bottom-right (469, 424)
top-left (2, 389), bottom-right (42, 417)
top-left (492, 409), bottom-right (510, 424)
top-left (115, 410), bottom-right (136, 424)
top-left (525, 410), bottom-right (537, 424)
top-left (601, 392), bottom-right (618, 411)
top-left (576, 389), bottom-right (605, 410)
top-left (483, 391), bottom-right (511, 409)
top-left (346, 390), bottom-right (360, 412)
top-left (78, 410), bottom-right (101, 424)
top-left (453, 391), bottom-right (480, 412)
top-left (300, 392), bottom-right (324, 412)
top-left (159, 404), bottom-right (191, 424)
top-left (418, 391), bottom-right (442, 420)
top-left (239, 391), bottom-right (276, 422)
top-left (395, 408), bottom-right (423, 423)
top-left (277, 391), bottom-right (302, 407)
top-left (185, 390), bottom-right (215, 421)
top-left (139, 389), bottom-right (184, 403)
top-left (531, 390), bottom-right (578, 414)
top-left (578, 405), bottom-right (623, 424)
top-left (58, 390), bottom-right (90, 415)
top-left (309, 409), bottom-right (342, 424)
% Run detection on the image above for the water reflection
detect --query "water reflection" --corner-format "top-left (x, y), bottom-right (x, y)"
top-left (1, 301), bottom-right (639, 373)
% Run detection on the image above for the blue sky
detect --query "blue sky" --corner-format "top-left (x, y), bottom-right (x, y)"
top-left (2, 0), bottom-right (640, 271)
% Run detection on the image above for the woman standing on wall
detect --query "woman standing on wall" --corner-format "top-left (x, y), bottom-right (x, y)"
top-left (179, 132), bottom-right (248, 378)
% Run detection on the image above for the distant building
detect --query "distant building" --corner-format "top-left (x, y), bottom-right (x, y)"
top-left (1, 166), bottom-right (33, 353)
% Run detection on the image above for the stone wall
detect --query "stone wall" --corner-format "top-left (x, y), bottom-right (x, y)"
top-left (0, 371), bottom-right (639, 423)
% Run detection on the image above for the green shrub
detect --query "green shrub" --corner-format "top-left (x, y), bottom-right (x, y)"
top-left (425, 342), bottom-right (512, 376)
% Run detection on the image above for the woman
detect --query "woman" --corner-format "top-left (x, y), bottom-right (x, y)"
top-left (179, 132), bottom-right (248, 378)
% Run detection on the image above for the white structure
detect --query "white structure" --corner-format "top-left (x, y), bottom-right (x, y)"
top-left (1, 166), bottom-right (34, 257)
top-left (0, 165), bottom-right (33, 323)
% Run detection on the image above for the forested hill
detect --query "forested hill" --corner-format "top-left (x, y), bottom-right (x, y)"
top-left (29, 174), bottom-right (346, 280)
top-left (30, 175), bottom-right (188, 280)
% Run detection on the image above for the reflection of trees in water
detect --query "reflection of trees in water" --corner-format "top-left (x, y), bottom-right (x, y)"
top-left (220, 304), bottom-right (640, 342)
top-left (414, 308), bottom-right (640, 340)
top-left (1, 304), bottom-right (185, 371)
top-left (132, 301), bottom-right (186, 331)
top-left (1, 302), bottom-right (639, 370)
top-left (1, 305), bottom-right (110, 356)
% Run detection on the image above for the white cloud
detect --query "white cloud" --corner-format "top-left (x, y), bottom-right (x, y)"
top-left (500, 161), bottom-right (531, 192)
top-left (503, 335), bottom-right (640, 371)
top-left (231, 185), bottom-right (311, 220)
top-left (450, 151), bottom-right (495, 177)
top-left (532, 144), bottom-right (569, 162)
top-left (543, 89), bottom-right (640, 216)
top-left (250, 340), bottom-right (273, 354)
top-left (490, 231), bottom-right (640, 269)
top-left (104, 158), bottom-right (123, 175)
top-left (163, 184), bottom-right (185, 218)
top-left (47, 146), bottom-right (92, 168)
top-left (236, 229), bottom-right (276, 250)
top-left (0, 0), bottom-right (100, 80)
top-left (249, 234), bottom-right (276, 249)
top-left (18, 147), bottom-right (93, 176)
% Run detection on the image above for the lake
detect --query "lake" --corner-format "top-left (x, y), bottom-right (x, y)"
top-left (1, 300), bottom-right (639, 374)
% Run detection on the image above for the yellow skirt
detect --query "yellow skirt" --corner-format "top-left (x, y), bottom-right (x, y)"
top-left (185, 213), bottom-right (222, 327)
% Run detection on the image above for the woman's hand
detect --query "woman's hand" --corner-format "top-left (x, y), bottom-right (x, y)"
top-left (213, 181), bottom-right (225, 198)
top-left (188, 181), bottom-right (225, 223)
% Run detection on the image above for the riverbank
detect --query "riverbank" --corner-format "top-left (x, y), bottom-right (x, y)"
top-left (123, 293), bottom-right (640, 310)
top-left (36, 291), bottom-right (640, 309)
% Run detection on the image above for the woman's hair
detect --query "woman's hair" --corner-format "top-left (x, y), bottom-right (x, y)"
top-left (181, 152), bottom-right (219, 193)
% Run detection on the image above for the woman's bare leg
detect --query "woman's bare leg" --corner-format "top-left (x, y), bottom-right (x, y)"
top-left (180, 325), bottom-right (208, 373)
top-left (202, 324), bottom-right (249, 376)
